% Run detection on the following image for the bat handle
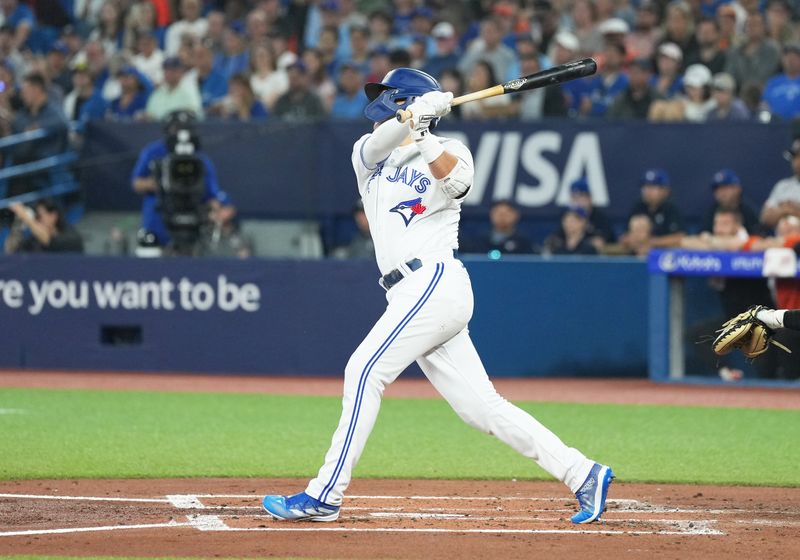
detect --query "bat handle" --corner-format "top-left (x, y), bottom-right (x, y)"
top-left (395, 108), bottom-right (413, 123)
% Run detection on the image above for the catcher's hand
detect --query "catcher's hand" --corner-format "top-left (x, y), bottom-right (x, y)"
top-left (713, 305), bottom-right (791, 359)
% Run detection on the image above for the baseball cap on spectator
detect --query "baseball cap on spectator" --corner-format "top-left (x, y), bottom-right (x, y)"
top-left (597, 18), bottom-right (630, 35)
top-left (784, 138), bottom-right (800, 159)
top-left (163, 57), bottom-right (184, 69)
top-left (711, 169), bottom-right (741, 190)
top-left (554, 31), bottom-right (579, 52)
top-left (658, 42), bottom-right (683, 62)
top-left (683, 64), bottom-right (712, 88)
top-left (432, 22), bottom-right (455, 39)
top-left (320, 0), bottom-right (339, 11)
top-left (229, 20), bottom-right (246, 35)
top-left (641, 168), bottom-right (670, 187)
top-left (117, 65), bottom-right (141, 79)
top-left (711, 72), bottom-right (736, 92)
top-left (565, 205), bottom-right (589, 220)
top-left (493, 2), bottom-right (515, 17)
top-left (49, 41), bottom-right (69, 55)
top-left (570, 177), bottom-right (591, 195)
top-left (412, 6), bottom-right (434, 19)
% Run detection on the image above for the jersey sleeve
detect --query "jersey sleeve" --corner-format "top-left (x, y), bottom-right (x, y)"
top-left (131, 142), bottom-right (157, 182)
top-left (764, 180), bottom-right (786, 209)
top-left (351, 133), bottom-right (376, 194)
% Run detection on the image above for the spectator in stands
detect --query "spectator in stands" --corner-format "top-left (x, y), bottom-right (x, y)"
top-left (204, 10), bottom-right (226, 55)
top-left (461, 60), bottom-right (515, 120)
top-left (583, 42), bottom-right (628, 117)
top-left (7, 73), bottom-right (68, 198)
top-left (132, 30), bottom-right (164, 86)
top-left (123, 0), bottom-right (165, 53)
top-left (331, 63), bottom-right (368, 119)
top-left (130, 111), bottom-right (236, 250)
top-left (458, 17), bottom-right (517, 83)
top-left (347, 25), bottom-right (371, 75)
top-left (249, 43), bottom-right (288, 110)
top-left (108, 65), bottom-right (150, 121)
top-left (762, 43), bottom-right (800, 120)
top-left (41, 43), bottom-right (70, 99)
top-left (662, 1), bottom-right (699, 66)
top-left (438, 68), bottom-right (465, 119)
top-left (63, 62), bottom-right (108, 122)
top-left (214, 23), bottom-right (250, 82)
top-left (765, 0), bottom-right (798, 49)
top-left (203, 216), bottom-right (254, 259)
top-left (273, 61), bottom-right (326, 122)
top-left (317, 25), bottom-right (341, 75)
top-left (209, 73), bottom-right (267, 122)
top-left (423, 22), bottom-right (460, 80)
top-left (685, 18), bottom-right (727, 74)
top-left (0, 62), bottom-right (16, 138)
top-left (164, 0), bottom-right (207, 56)
top-left (627, 1), bottom-right (662, 60)
top-left (704, 169), bottom-right (760, 234)
top-left (0, 0), bottom-right (35, 51)
top-left (543, 206), bottom-right (598, 255)
top-left (517, 53), bottom-right (567, 120)
top-left (570, 0), bottom-right (602, 56)
top-left (725, 13), bottom-right (781, 90)
top-left (567, 177), bottom-right (615, 248)
top-left (0, 25), bottom-right (23, 77)
top-left (652, 42), bottom-right (684, 99)
top-left (89, 0), bottom-right (125, 56)
top-left (302, 48), bottom-right (337, 112)
top-left (189, 39), bottom-right (228, 109)
top-left (628, 168), bottom-right (685, 247)
top-left (145, 57), bottom-right (203, 121)
top-left (609, 58), bottom-right (661, 119)
top-left (651, 63), bottom-right (714, 122)
top-left (602, 214), bottom-right (653, 257)
top-left (682, 208), bottom-right (775, 381)
top-left (366, 11), bottom-right (393, 53)
top-left (331, 199), bottom-right (374, 259)
top-left (4, 199), bottom-right (83, 254)
top-left (461, 199), bottom-right (534, 255)
top-left (715, 5), bottom-right (738, 52)
top-left (707, 72), bottom-right (751, 120)
top-left (760, 138), bottom-right (800, 228)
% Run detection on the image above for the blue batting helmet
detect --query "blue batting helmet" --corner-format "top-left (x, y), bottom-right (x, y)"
top-left (364, 68), bottom-right (441, 122)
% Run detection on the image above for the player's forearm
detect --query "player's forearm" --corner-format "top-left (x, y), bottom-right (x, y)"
top-left (133, 177), bottom-right (157, 194)
top-left (361, 119), bottom-right (411, 167)
top-left (760, 205), bottom-right (782, 227)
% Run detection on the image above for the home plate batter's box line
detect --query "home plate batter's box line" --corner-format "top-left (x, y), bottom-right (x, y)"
top-left (167, 495), bottom-right (725, 536)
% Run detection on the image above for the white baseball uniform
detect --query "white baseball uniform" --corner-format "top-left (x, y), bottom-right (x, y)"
top-left (305, 119), bottom-right (595, 506)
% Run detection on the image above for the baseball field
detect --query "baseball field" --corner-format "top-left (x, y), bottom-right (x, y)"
top-left (1, 371), bottom-right (799, 559)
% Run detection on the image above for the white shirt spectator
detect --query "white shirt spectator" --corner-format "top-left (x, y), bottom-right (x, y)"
top-left (764, 175), bottom-right (800, 209)
top-left (133, 49), bottom-right (165, 85)
top-left (164, 18), bottom-right (208, 56)
top-left (250, 71), bottom-right (289, 108)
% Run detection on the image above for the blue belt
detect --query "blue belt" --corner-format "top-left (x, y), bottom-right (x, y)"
top-left (380, 250), bottom-right (458, 291)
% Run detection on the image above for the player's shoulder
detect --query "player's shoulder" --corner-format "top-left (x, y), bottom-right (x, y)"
top-left (436, 134), bottom-right (473, 163)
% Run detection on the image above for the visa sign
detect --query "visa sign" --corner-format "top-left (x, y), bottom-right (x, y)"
top-left (443, 131), bottom-right (608, 208)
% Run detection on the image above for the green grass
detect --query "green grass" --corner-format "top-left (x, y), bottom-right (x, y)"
top-left (1, 388), bottom-right (798, 486)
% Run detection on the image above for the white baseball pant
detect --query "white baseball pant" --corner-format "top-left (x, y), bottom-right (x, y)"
top-left (305, 254), bottom-right (595, 506)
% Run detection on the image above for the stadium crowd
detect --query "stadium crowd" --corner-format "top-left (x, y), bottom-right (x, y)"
top-left (1, 0), bottom-right (800, 124)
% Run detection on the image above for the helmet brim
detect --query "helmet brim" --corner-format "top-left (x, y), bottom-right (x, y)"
top-left (365, 82), bottom-right (392, 101)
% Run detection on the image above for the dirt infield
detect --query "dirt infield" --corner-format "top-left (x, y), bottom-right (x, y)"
top-left (2, 370), bottom-right (799, 558)
top-left (2, 478), bottom-right (800, 559)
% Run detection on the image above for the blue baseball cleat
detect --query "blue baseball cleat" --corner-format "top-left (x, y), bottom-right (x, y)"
top-left (571, 463), bottom-right (615, 524)
top-left (262, 491), bottom-right (340, 522)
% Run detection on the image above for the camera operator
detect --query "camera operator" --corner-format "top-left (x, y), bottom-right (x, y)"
top-left (130, 110), bottom-right (236, 256)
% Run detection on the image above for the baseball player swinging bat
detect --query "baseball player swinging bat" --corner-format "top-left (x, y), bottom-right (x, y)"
top-left (395, 58), bottom-right (598, 123)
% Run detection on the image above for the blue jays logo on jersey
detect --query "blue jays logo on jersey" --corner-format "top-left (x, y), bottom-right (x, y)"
top-left (390, 197), bottom-right (427, 226)
top-left (385, 165), bottom-right (430, 193)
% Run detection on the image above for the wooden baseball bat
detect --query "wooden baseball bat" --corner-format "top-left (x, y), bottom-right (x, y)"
top-left (395, 58), bottom-right (597, 123)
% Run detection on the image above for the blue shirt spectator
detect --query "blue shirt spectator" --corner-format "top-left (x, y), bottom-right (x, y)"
top-left (108, 66), bottom-right (151, 120)
top-left (1, 0), bottom-right (35, 49)
top-left (584, 43), bottom-right (629, 117)
top-left (762, 43), bottom-right (800, 120)
top-left (214, 24), bottom-right (250, 81)
top-left (63, 64), bottom-right (108, 122)
top-left (422, 22), bottom-right (461, 80)
top-left (331, 64), bottom-right (368, 119)
top-left (131, 139), bottom-right (232, 246)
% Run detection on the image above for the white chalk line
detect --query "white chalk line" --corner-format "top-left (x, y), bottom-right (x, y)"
top-left (0, 520), bottom-right (189, 537)
top-left (0, 493), bottom-right (171, 503)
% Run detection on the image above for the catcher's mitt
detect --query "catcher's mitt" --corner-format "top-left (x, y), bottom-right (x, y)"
top-left (712, 305), bottom-right (791, 359)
